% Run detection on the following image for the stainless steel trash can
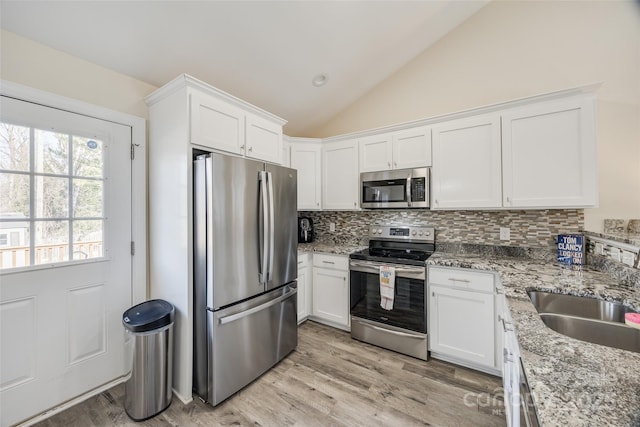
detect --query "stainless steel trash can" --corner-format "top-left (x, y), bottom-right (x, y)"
top-left (122, 299), bottom-right (175, 421)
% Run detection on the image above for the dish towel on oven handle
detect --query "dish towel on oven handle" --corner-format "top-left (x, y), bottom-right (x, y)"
top-left (379, 265), bottom-right (395, 310)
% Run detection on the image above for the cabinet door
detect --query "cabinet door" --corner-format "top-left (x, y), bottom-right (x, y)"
top-left (429, 285), bottom-right (495, 367)
top-left (431, 114), bottom-right (502, 209)
top-left (297, 265), bottom-right (309, 322)
top-left (291, 143), bottom-right (322, 210)
top-left (502, 96), bottom-right (597, 208)
top-left (392, 126), bottom-right (432, 169)
top-left (190, 92), bottom-right (244, 155)
top-left (359, 133), bottom-right (392, 172)
top-left (312, 267), bottom-right (348, 327)
top-left (322, 139), bottom-right (359, 210)
top-left (245, 114), bottom-right (283, 164)
top-left (282, 141), bottom-right (291, 168)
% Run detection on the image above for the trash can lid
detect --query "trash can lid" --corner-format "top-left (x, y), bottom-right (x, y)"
top-left (123, 299), bottom-right (175, 333)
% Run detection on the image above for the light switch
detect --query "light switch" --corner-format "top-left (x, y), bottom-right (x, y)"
top-left (500, 227), bottom-right (510, 241)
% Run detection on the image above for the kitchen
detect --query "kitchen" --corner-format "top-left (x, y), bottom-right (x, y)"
top-left (1, 1), bottom-right (639, 426)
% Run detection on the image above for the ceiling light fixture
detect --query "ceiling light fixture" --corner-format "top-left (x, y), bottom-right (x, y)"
top-left (312, 73), bottom-right (329, 87)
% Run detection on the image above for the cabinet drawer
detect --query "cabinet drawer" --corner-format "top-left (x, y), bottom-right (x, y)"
top-left (312, 253), bottom-right (348, 270)
top-left (428, 266), bottom-right (495, 293)
top-left (297, 252), bottom-right (311, 267)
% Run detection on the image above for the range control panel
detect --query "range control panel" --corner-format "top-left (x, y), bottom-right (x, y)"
top-left (368, 225), bottom-right (435, 242)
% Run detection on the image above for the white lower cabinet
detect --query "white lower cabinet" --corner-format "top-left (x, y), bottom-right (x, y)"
top-left (428, 266), bottom-right (499, 372)
top-left (297, 253), bottom-right (312, 322)
top-left (311, 253), bottom-right (350, 330)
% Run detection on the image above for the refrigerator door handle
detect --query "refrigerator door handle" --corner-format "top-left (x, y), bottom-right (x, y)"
top-left (258, 171), bottom-right (269, 284)
top-left (218, 285), bottom-right (297, 325)
top-left (267, 171), bottom-right (275, 282)
top-left (205, 156), bottom-right (215, 310)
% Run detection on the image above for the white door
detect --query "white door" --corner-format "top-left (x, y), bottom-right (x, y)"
top-left (322, 139), bottom-right (359, 210)
top-left (431, 114), bottom-right (502, 209)
top-left (359, 133), bottom-right (392, 172)
top-left (0, 96), bottom-right (132, 427)
top-left (312, 267), bottom-right (348, 327)
top-left (290, 143), bottom-right (322, 210)
top-left (392, 126), bottom-right (432, 169)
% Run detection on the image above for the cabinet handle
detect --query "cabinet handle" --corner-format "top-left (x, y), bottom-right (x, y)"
top-left (496, 288), bottom-right (505, 294)
top-left (394, 161), bottom-right (397, 167)
top-left (249, 147), bottom-right (253, 152)
top-left (506, 196), bottom-right (511, 203)
top-left (316, 202), bottom-right (320, 206)
top-left (388, 161), bottom-right (391, 168)
top-left (503, 348), bottom-right (514, 362)
top-left (353, 202), bottom-right (357, 207)
top-left (240, 144), bottom-right (245, 149)
top-left (322, 260), bottom-right (335, 265)
top-left (448, 278), bottom-right (471, 283)
top-left (435, 199), bottom-right (439, 205)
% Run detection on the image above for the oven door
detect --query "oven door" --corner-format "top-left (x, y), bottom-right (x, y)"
top-left (349, 259), bottom-right (426, 333)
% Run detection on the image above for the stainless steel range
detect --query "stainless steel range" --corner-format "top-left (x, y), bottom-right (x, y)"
top-left (349, 225), bottom-right (434, 360)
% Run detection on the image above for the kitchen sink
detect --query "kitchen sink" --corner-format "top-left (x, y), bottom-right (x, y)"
top-left (528, 291), bottom-right (640, 353)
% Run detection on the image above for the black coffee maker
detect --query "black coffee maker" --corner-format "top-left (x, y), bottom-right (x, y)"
top-left (298, 217), bottom-right (314, 243)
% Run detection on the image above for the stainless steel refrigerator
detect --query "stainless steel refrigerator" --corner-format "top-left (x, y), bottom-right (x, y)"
top-left (193, 152), bottom-right (298, 406)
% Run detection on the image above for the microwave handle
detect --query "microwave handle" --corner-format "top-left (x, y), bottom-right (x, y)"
top-left (406, 173), bottom-right (412, 207)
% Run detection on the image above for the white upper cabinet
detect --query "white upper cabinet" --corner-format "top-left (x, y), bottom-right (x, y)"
top-left (187, 78), bottom-right (285, 164)
top-left (359, 126), bottom-right (432, 173)
top-left (322, 139), bottom-right (359, 210)
top-left (359, 133), bottom-right (393, 172)
top-left (431, 114), bottom-right (502, 209)
top-left (245, 114), bottom-right (283, 164)
top-left (290, 139), bottom-right (322, 210)
top-left (501, 96), bottom-right (597, 208)
top-left (392, 126), bottom-right (432, 169)
top-left (191, 91), bottom-right (245, 156)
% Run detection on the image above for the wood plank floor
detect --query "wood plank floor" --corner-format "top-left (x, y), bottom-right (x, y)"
top-left (35, 321), bottom-right (506, 427)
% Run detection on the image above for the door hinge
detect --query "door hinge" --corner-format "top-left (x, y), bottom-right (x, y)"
top-left (130, 241), bottom-right (135, 256)
top-left (130, 143), bottom-right (135, 160)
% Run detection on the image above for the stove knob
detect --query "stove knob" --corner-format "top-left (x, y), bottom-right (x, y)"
top-left (376, 229), bottom-right (382, 235)
top-left (411, 230), bottom-right (417, 236)
top-left (418, 231), bottom-right (424, 236)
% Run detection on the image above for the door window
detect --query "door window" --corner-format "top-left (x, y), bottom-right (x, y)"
top-left (0, 122), bottom-right (105, 269)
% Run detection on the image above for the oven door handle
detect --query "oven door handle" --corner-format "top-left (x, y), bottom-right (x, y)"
top-left (349, 260), bottom-right (425, 280)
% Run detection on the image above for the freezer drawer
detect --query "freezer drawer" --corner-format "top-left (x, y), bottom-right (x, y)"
top-left (204, 284), bottom-right (297, 405)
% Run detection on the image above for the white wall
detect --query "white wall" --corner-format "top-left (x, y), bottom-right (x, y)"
top-left (0, 29), bottom-right (156, 118)
top-left (311, 1), bottom-right (640, 232)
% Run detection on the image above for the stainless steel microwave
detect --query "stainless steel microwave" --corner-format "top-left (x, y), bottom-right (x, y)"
top-left (360, 167), bottom-right (429, 209)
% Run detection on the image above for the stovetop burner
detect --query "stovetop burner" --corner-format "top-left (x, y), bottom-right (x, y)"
top-left (349, 225), bottom-right (435, 266)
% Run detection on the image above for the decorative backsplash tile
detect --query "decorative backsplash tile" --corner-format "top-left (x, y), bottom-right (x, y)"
top-left (298, 209), bottom-right (584, 251)
top-left (603, 219), bottom-right (627, 233)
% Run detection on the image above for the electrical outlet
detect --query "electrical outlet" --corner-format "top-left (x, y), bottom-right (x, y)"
top-left (329, 222), bottom-right (336, 232)
top-left (500, 227), bottom-right (510, 241)
top-left (594, 242), bottom-right (605, 255)
top-left (622, 251), bottom-right (636, 267)
top-left (609, 247), bottom-right (621, 262)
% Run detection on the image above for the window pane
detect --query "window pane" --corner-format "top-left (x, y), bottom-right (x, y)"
top-left (35, 129), bottom-right (68, 175)
top-left (34, 220), bottom-right (69, 264)
top-left (34, 176), bottom-right (69, 218)
top-left (73, 137), bottom-right (103, 178)
top-left (73, 220), bottom-right (103, 259)
top-left (73, 179), bottom-right (103, 217)
top-left (0, 221), bottom-right (30, 269)
top-left (0, 123), bottom-right (30, 171)
top-left (0, 172), bottom-right (30, 216)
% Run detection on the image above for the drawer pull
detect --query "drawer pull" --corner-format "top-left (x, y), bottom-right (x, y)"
top-left (448, 278), bottom-right (471, 283)
top-left (322, 260), bottom-right (335, 265)
top-left (496, 288), bottom-right (505, 294)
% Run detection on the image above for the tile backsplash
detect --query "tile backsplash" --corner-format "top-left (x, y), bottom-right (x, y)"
top-left (299, 209), bottom-right (584, 252)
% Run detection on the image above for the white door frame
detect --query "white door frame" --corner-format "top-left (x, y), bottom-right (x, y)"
top-left (0, 80), bottom-right (147, 425)
top-left (0, 80), bottom-right (147, 305)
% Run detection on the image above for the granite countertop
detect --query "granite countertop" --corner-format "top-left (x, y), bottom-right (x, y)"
top-left (298, 240), bottom-right (368, 256)
top-left (427, 252), bottom-right (640, 426)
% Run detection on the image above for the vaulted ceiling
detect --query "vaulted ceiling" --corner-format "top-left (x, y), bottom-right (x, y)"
top-left (0, 1), bottom-right (488, 135)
